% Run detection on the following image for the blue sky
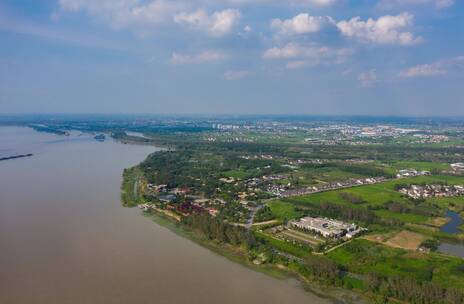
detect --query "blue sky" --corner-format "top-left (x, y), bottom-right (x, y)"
top-left (0, 0), bottom-right (463, 116)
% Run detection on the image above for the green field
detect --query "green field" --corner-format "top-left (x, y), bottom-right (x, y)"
top-left (254, 231), bottom-right (311, 258)
top-left (222, 169), bottom-right (250, 179)
top-left (283, 175), bottom-right (464, 225)
top-left (268, 200), bottom-right (302, 220)
top-left (374, 209), bottom-right (430, 224)
top-left (390, 161), bottom-right (451, 171)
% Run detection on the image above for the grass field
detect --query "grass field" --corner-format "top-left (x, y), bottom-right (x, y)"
top-left (284, 175), bottom-right (464, 225)
top-left (222, 169), bottom-right (249, 179)
top-left (374, 209), bottom-right (429, 224)
top-left (389, 161), bottom-right (451, 172)
top-left (253, 231), bottom-right (311, 258)
top-left (267, 200), bottom-right (303, 220)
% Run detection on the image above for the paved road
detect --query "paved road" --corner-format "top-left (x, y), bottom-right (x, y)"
top-left (245, 205), bottom-right (265, 230)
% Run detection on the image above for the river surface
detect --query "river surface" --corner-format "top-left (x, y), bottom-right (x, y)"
top-left (440, 211), bottom-right (464, 234)
top-left (438, 211), bottom-right (464, 258)
top-left (0, 127), bottom-right (331, 304)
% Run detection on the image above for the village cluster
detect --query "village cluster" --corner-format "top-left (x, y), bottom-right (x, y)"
top-left (278, 177), bottom-right (387, 198)
top-left (451, 163), bottom-right (464, 174)
top-left (396, 169), bottom-right (431, 178)
top-left (398, 184), bottom-right (464, 200)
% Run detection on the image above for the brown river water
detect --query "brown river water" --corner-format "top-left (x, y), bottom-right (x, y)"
top-left (0, 127), bottom-right (332, 304)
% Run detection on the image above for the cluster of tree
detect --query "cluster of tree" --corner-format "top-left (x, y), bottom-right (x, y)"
top-left (366, 273), bottom-right (464, 304)
top-left (303, 256), bottom-right (342, 285)
top-left (384, 200), bottom-right (409, 213)
top-left (380, 200), bottom-right (440, 217)
top-left (121, 167), bottom-right (139, 207)
top-left (254, 206), bottom-right (275, 222)
top-left (299, 162), bottom-right (391, 178)
top-left (295, 144), bottom-right (464, 164)
top-left (182, 213), bottom-right (249, 245)
top-left (216, 202), bottom-right (250, 223)
top-left (140, 150), bottom-right (223, 195)
top-left (307, 202), bottom-right (379, 224)
top-left (140, 145), bottom-right (293, 199)
top-left (420, 239), bottom-right (440, 251)
top-left (300, 162), bottom-right (335, 170)
top-left (340, 192), bottom-right (366, 204)
top-left (339, 164), bottom-right (391, 177)
top-left (29, 125), bottom-right (68, 135)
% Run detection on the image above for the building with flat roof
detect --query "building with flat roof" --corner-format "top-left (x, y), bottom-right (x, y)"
top-left (290, 216), bottom-right (360, 239)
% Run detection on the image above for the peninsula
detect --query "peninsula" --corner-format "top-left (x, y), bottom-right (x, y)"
top-left (0, 154), bottom-right (33, 161)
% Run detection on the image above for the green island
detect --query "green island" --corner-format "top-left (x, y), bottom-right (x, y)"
top-left (118, 121), bottom-right (464, 304)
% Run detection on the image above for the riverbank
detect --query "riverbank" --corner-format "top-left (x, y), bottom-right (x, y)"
top-left (3, 126), bottom-right (335, 304)
top-left (142, 209), bottom-right (368, 304)
top-left (121, 165), bottom-right (368, 304)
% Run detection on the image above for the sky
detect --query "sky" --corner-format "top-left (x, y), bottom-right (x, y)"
top-left (0, 0), bottom-right (463, 116)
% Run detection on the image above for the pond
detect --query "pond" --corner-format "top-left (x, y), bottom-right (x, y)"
top-left (438, 211), bottom-right (464, 259)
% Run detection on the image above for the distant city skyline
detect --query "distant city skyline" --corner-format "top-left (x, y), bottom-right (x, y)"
top-left (1, 0), bottom-right (463, 116)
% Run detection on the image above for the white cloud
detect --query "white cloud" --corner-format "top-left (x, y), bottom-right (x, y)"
top-left (263, 42), bottom-right (352, 60)
top-left (60, 0), bottom-right (243, 36)
top-left (378, 0), bottom-right (454, 9)
top-left (224, 70), bottom-right (250, 80)
top-left (174, 8), bottom-right (241, 37)
top-left (170, 50), bottom-right (227, 64)
top-left (174, 9), bottom-right (209, 29)
top-left (210, 9), bottom-right (241, 36)
top-left (270, 13), bottom-right (334, 35)
top-left (399, 56), bottom-right (464, 77)
top-left (263, 43), bottom-right (352, 69)
top-left (400, 64), bottom-right (446, 77)
top-left (199, 0), bottom-right (336, 6)
top-left (358, 69), bottom-right (377, 87)
top-left (296, 0), bottom-right (336, 6)
top-left (336, 12), bottom-right (422, 45)
top-left (59, 0), bottom-right (183, 29)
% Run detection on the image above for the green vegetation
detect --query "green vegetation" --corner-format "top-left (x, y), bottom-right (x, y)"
top-left (254, 231), bottom-right (312, 258)
top-left (328, 239), bottom-right (464, 290)
top-left (284, 175), bottom-right (464, 227)
top-left (121, 167), bottom-right (144, 207)
top-left (268, 200), bottom-right (302, 221)
top-left (390, 161), bottom-right (450, 172)
top-left (115, 119), bottom-right (464, 304)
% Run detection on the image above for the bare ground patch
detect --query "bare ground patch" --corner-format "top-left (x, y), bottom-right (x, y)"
top-left (364, 230), bottom-right (426, 251)
top-left (384, 230), bottom-right (426, 251)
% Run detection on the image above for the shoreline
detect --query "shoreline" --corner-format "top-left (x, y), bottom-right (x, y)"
top-left (121, 161), bottom-right (368, 304)
top-left (119, 145), bottom-right (464, 304)
top-left (142, 209), bottom-right (368, 304)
